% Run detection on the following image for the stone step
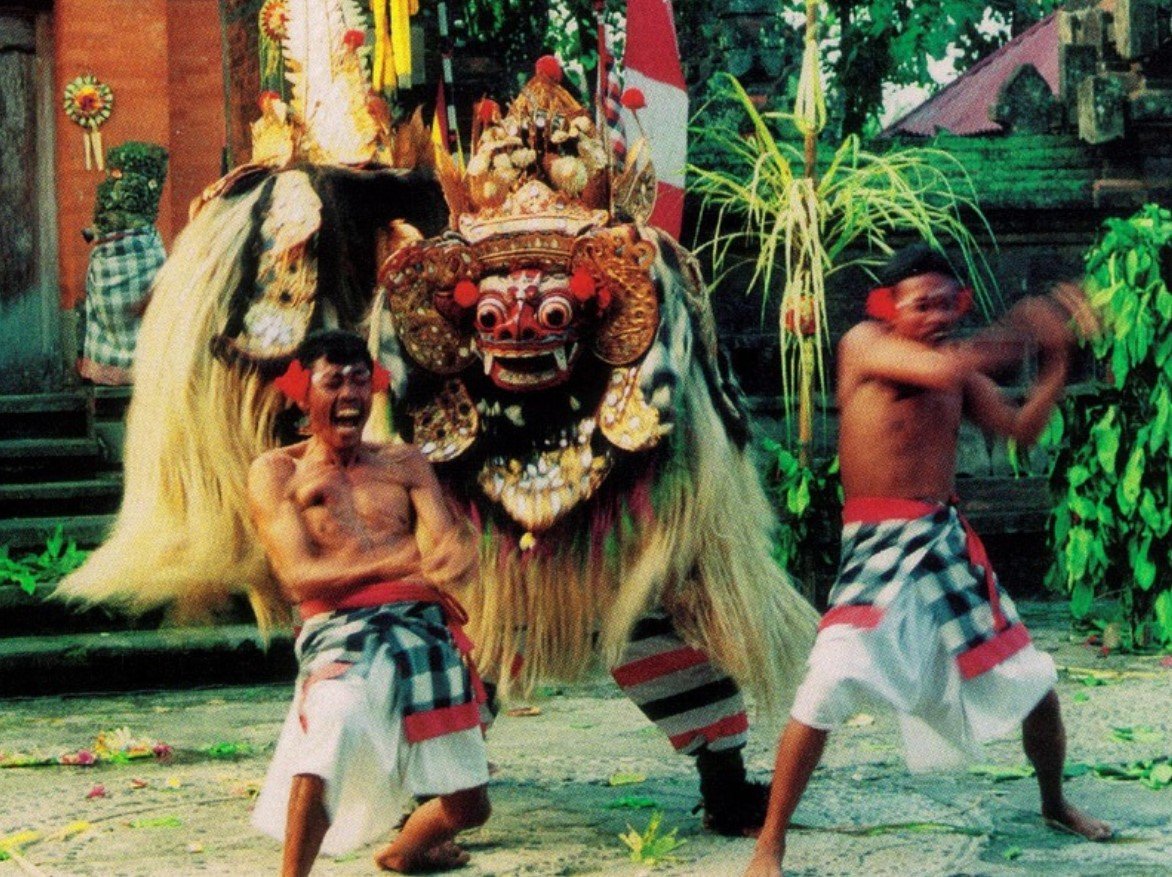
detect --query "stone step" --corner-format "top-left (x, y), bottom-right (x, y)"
top-left (0, 625), bottom-right (296, 697)
top-left (0, 436), bottom-right (101, 458)
top-left (0, 475), bottom-right (123, 518)
top-left (956, 474), bottom-right (1052, 533)
top-left (0, 436), bottom-right (108, 482)
top-left (0, 513), bottom-right (115, 550)
top-left (0, 392), bottom-right (92, 440)
top-left (92, 385), bottom-right (133, 423)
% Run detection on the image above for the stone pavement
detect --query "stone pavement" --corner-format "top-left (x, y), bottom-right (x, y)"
top-left (0, 601), bottom-right (1169, 876)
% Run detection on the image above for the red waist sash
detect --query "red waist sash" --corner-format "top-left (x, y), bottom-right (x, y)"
top-left (838, 495), bottom-right (1012, 650)
top-left (299, 580), bottom-right (474, 655)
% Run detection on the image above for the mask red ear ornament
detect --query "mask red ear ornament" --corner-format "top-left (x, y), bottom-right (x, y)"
top-left (274, 359), bottom-right (312, 405)
top-left (866, 286), bottom-right (897, 322)
top-left (371, 361), bottom-right (391, 393)
top-left (956, 286), bottom-right (973, 315)
top-left (569, 268), bottom-right (596, 303)
top-left (454, 279), bottom-right (480, 309)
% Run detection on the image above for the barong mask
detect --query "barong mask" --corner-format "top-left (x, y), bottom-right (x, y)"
top-left (377, 58), bottom-right (668, 532)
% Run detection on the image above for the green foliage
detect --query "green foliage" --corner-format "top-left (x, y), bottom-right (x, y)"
top-left (618, 811), bottom-right (686, 868)
top-left (456, 0), bottom-right (608, 94)
top-left (763, 439), bottom-right (841, 585)
top-left (823, 0), bottom-right (1063, 136)
top-left (1046, 204), bottom-right (1172, 650)
top-left (0, 527), bottom-right (89, 596)
top-left (203, 741), bottom-right (256, 759)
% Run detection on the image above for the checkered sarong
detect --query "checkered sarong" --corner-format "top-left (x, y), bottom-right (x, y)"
top-left (821, 498), bottom-right (1032, 679)
top-left (296, 600), bottom-right (482, 742)
top-left (83, 227), bottom-right (165, 368)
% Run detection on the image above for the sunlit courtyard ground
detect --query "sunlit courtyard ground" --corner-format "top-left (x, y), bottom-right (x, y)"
top-left (1, 602), bottom-right (1169, 876)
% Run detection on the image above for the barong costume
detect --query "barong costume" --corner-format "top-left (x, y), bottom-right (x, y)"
top-left (58, 5), bottom-right (818, 835)
top-left (252, 582), bottom-right (488, 855)
top-left (791, 497), bottom-right (1056, 771)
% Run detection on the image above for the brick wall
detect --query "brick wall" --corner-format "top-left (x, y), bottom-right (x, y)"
top-left (54, 0), bottom-right (225, 308)
top-left (167, 0), bottom-right (228, 228)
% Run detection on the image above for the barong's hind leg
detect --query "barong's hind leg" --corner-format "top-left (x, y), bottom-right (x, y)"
top-left (611, 611), bottom-right (769, 836)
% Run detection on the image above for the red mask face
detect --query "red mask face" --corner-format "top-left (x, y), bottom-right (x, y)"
top-left (470, 268), bottom-right (587, 390)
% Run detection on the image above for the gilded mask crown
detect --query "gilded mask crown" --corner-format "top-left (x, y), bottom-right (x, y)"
top-left (435, 56), bottom-right (655, 239)
top-left (381, 57), bottom-right (662, 385)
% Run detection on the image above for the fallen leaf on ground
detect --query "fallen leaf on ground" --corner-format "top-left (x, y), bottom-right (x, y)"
top-left (1111, 726), bottom-right (1163, 745)
top-left (129, 816), bottom-right (182, 829)
top-left (86, 785), bottom-right (107, 799)
top-left (969, 764), bottom-right (1034, 782)
top-left (54, 822), bottom-right (90, 840)
top-left (608, 772), bottom-right (647, 786)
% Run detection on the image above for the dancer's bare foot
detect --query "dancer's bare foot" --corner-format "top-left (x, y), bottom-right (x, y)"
top-left (1044, 802), bottom-right (1113, 841)
top-left (375, 839), bottom-right (470, 873)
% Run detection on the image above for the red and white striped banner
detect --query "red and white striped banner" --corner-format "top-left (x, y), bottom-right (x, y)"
top-left (621, 0), bottom-right (687, 238)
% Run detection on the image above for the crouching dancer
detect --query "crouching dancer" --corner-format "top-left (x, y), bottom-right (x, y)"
top-left (746, 245), bottom-right (1111, 876)
top-left (248, 329), bottom-right (490, 875)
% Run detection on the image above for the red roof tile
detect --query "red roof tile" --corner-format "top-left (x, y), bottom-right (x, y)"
top-left (883, 14), bottom-right (1060, 137)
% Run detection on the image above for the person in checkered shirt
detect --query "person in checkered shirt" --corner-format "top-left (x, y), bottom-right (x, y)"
top-left (78, 142), bottom-right (168, 385)
top-left (247, 330), bottom-right (490, 875)
top-left (746, 245), bottom-right (1111, 877)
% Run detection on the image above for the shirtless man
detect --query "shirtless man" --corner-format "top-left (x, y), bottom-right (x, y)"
top-left (246, 329), bottom-right (490, 875)
top-left (746, 245), bottom-right (1111, 876)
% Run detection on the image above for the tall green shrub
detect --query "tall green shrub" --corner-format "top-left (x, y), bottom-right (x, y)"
top-left (1048, 204), bottom-right (1172, 650)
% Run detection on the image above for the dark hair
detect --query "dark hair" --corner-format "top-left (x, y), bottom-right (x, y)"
top-left (878, 243), bottom-right (963, 287)
top-left (295, 329), bottom-right (373, 370)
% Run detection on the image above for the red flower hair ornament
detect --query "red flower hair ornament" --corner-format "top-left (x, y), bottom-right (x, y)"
top-left (274, 358), bottom-right (390, 405)
top-left (865, 286), bottom-right (898, 322)
top-left (371, 361), bottom-right (391, 393)
top-left (274, 359), bottom-right (312, 404)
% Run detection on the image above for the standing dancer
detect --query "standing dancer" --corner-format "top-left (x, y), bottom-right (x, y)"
top-left (746, 245), bottom-right (1111, 876)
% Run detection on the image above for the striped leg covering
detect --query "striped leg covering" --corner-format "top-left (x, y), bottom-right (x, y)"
top-left (610, 610), bottom-right (748, 754)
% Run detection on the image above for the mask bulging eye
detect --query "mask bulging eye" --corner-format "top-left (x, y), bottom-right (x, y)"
top-left (476, 298), bottom-right (509, 331)
top-left (537, 295), bottom-right (573, 330)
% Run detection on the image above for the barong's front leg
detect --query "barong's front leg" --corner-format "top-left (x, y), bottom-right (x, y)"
top-left (611, 610), bottom-right (767, 835)
top-left (610, 610), bottom-right (748, 753)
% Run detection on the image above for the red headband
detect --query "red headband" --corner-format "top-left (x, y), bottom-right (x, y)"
top-left (273, 359), bottom-right (391, 405)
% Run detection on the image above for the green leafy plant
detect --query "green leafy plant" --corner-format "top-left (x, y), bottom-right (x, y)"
top-left (0, 527), bottom-right (89, 596)
top-left (763, 440), bottom-right (841, 599)
top-left (618, 811), bottom-right (686, 868)
top-left (1046, 204), bottom-right (1172, 650)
